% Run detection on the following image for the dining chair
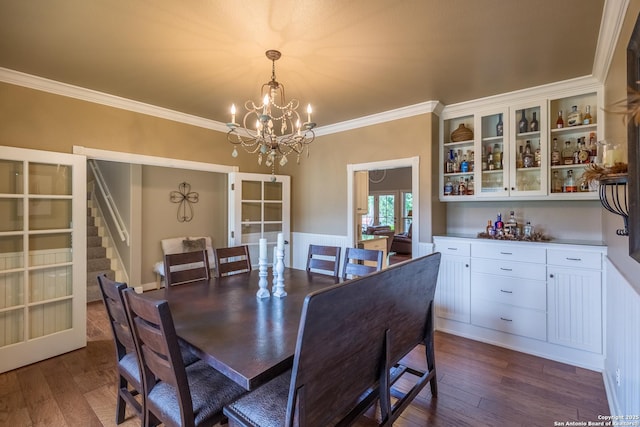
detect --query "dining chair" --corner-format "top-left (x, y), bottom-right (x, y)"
top-left (305, 244), bottom-right (341, 278)
top-left (224, 252), bottom-right (442, 427)
top-left (96, 274), bottom-right (143, 425)
top-left (341, 247), bottom-right (384, 280)
top-left (123, 288), bottom-right (246, 427)
top-left (164, 249), bottom-right (210, 295)
top-left (214, 245), bottom-right (251, 278)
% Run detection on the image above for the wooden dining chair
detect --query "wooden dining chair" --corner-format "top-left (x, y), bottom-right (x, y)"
top-left (164, 249), bottom-right (210, 295)
top-left (341, 247), bottom-right (384, 280)
top-left (305, 244), bottom-right (341, 278)
top-left (214, 245), bottom-right (251, 278)
top-left (224, 253), bottom-right (442, 427)
top-left (123, 288), bottom-right (246, 427)
top-left (96, 274), bottom-right (143, 425)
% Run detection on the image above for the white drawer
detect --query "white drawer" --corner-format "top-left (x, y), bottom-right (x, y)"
top-left (471, 243), bottom-right (545, 264)
top-left (471, 258), bottom-right (546, 281)
top-left (547, 249), bottom-right (602, 270)
top-left (471, 272), bottom-right (546, 311)
top-left (435, 240), bottom-right (470, 257)
top-left (471, 300), bottom-right (547, 341)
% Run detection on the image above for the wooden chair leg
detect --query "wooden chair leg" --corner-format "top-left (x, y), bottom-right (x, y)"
top-left (116, 376), bottom-right (127, 424)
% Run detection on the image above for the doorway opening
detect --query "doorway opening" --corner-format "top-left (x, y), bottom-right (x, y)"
top-left (347, 157), bottom-right (419, 265)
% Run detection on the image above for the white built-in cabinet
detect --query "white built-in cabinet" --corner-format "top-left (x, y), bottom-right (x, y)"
top-left (433, 236), bottom-right (607, 370)
top-left (439, 80), bottom-right (602, 201)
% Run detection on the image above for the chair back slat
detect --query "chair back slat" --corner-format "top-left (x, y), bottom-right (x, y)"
top-left (123, 288), bottom-right (195, 423)
top-left (215, 245), bottom-right (252, 277)
top-left (341, 247), bottom-right (384, 279)
top-left (286, 252), bottom-right (442, 426)
top-left (164, 250), bottom-right (210, 294)
top-left (306, 244), bottom-right (341, 278)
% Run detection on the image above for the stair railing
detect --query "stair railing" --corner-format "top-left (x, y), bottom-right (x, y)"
top-left (88, 159), bottom-right (130, 246)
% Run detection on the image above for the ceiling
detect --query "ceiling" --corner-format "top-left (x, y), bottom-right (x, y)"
top-left (0, 1), bottom-right (608, 128)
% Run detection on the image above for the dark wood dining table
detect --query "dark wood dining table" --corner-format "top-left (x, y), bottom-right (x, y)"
top-left (142, 268), bottom-right (340, 390)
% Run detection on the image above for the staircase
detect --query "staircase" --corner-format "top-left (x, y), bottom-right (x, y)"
top-left (86, 200), bottom-right (115, 302)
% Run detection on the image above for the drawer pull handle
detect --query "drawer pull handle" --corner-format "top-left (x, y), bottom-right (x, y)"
top-left (565, 257), bottom-right (582, 261)
top-left (447, 247), bottom-right (458, 251)
top-left (499, 267), bottom-right (513, 271)
top-left (500, 252), bottom-right (513, 255)
top-left (500, 317), bottom-right (513, 322)
top-left (500, 289), bottom-right (513, 294)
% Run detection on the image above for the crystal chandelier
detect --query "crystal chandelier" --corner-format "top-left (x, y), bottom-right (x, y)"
top-left (226, 50), bottom-right (316, 177)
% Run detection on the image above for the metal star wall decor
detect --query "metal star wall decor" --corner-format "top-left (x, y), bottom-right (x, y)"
top-left (170, 182), bottom-right (199, 222)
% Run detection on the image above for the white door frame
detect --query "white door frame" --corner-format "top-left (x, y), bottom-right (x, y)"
top-left (347, 157), bottom-right (419, 251)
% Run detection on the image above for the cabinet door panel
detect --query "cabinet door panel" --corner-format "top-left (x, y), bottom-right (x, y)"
top-left (435, 255), bottom-right (470, 323)
top-left (547, 267), bottom-right (602, 353)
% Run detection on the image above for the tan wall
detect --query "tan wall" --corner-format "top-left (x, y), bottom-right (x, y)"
top-left (141, 166), bottom-right (227, 284)
top-left (287, 113), bottom-right (445, 242)
top-left (603, 0), bottom-right (640, 291)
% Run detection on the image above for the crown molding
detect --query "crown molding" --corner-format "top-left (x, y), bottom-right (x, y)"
top-left (0, 67), bottom-right (228, 132)
top-left (592, 0), bottom-right (630, 83)
top-left (315, 101), bottom-right (442, 136)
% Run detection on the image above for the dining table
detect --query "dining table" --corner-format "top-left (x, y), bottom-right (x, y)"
top-left (142, 268), bottom-right (341, 391)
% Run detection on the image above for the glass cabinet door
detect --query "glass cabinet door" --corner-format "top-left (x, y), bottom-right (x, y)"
top-left (477, 110), bottom-right (509, 197)
top-left (510, 102), bottom-right (547, 197)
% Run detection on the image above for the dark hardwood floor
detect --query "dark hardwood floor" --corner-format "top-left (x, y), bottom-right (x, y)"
top-left (0, 301), bottom-right (609, 426)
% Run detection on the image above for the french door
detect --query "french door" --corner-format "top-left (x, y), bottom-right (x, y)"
top-left (228, 173), bottom-right (291, 267)
top-left (0, 146), bottom-right (86, 373)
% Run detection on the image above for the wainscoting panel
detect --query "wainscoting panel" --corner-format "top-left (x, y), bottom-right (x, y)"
top-left (290, 232), bottom-right (349, 271)
top-left (603, 258), bottom-right (640, 416)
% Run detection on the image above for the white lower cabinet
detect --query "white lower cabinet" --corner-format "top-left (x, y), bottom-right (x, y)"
top-left (434, 241), bottom-right (470, 323)
top-left (547, 263), bottom-right (603, 354)
top-left (433, 236), bottom-right (606, 370)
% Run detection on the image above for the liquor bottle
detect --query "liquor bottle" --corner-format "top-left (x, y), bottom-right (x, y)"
top-left (467, 176), bottom-right (475, 195)
top-left (495, 213), bottom-right (504, 234)
top-left (493, 144), bottom-right (502, 169)
top-left (588, 133), bottom-right (597, 162)
top-left (453, 151), bottom-right (460, 172)
top-left (556, 110), bottom-right (564, 128)
top-left (583, 105), bottom-right (592, 125)
top-left (552, 170), bottom-right (562, 193)
top-left (444, 178), bottom-right (453, 195)
top-left (518, 110), bottom-right (528, 134)
top-left (506, 210), bottom-right (518, 236)
top-left (529, 112), bottom-right (539, 132)
top-left (488, 153), bottom-right (494, 170)
top-left (481, 148), bottom-right (488, 171)
top-left (551, 138), bottom-right (561, 166)
top-left (562, 140), bottom-right (574, 165)
top-left (468, 150), bottom-right (475, 171)
top-left (445, 150), bottom-right (454, 173)
top-left (516, 145), bottom-right (524, 168)
top-left (578, 137), bottom-right (590, 164)
top-left (523, 140), bottom-right (534, 168)
top-left (460, 154), bottom-right (469, 172)
top-left (534, 145), bottom-right (541, 167)
top-left (565, 169), bottom-right (577, 192)
top-left (458, 177), bottom-right (466, 195)
top-left (567, 105), bottom-right (582, 127)
top-left (496, 113), bottom-right (504, 136)
top-left (486, 219), bottom-right (494, 236)
top-left (523, 221), bottom-right (533, 238)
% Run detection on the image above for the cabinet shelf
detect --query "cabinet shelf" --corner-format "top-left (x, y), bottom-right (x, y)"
top-left (516, 130), bottom-right (541, 138)
top-left (550, 124), bottom-right (597, 136)
top-left (444, 139), bottom-right (474, 147)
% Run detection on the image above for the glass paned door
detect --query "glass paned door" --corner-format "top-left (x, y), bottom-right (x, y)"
top-left (0, 147), bottom-right (86, 374)
top-left (229, 173), bottom-right (290, 267)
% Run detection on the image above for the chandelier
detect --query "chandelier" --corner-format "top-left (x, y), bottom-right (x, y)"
top-left (226, 49), bottom-right (316, 176)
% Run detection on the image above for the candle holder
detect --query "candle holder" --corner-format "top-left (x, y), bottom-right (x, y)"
top-left (273, 246), bottom-right (287, 298)
top-left (257, 256), bottom-right (270, 298)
